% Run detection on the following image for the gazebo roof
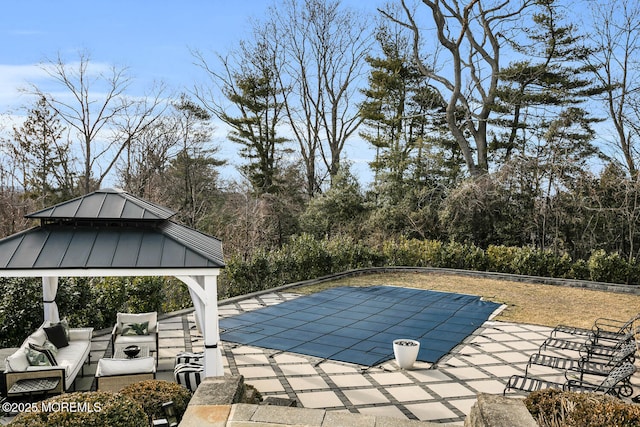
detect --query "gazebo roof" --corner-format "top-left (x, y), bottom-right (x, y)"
top-left (0, 188), bottom-right (224, 270)
top-left (26, 188), bottom-right (176, 221)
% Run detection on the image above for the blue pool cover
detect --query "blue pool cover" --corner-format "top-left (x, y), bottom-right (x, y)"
top-left (220, 286), bottom-right (501, 366)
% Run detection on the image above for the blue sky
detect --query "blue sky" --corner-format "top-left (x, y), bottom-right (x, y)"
top-left (0, 1), bottom-right (269, 109)
top-left (0, 0), bottom-right (378, 185)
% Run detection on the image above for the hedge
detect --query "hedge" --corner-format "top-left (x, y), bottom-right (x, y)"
top-left (1, 234), bottom-right (638, 347)
top-left (220, 235), bottom-right (640, 299)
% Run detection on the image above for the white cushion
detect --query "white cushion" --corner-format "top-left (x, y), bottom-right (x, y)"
top-left (117, 312), bottom-right (157, 333)
top-left (5, 348), bottom-right (29, 372)
top-left (26, 329), bottom-right (47, 347)
top-left (96, 357), bottom-right (155, 377)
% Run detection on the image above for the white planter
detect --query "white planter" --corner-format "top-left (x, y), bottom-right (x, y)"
top-left (393, 339), bottom-right (420, 369)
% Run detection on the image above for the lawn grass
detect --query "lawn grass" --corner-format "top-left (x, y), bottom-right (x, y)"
top-left (294, 271), bottom-right (640, 329)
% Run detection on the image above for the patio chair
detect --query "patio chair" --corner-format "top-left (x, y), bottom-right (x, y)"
top-left (95, 356), bottom-right (156, 392)
top-left (539, 327), bottom-right (635, 358)
top-left (174, 362), bottom-right (203, 392)
top-left (111, 312), bottom-right (159, 362)
top-left (551, 313), bottom-right (640, 344)
top-left (504, 361), bottom-right (636, 398)
top-left (526, 342), bottom-right (636, 397)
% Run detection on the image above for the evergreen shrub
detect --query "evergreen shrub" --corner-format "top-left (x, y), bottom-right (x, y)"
top-left (10, 391), bottom-right (148, 427)
top-left (120, 380), bottom-right (192, 422)
top-left (524, 389), bottom-right (640, 427)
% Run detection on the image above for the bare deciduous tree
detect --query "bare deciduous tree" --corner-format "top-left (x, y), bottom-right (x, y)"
top-left (270, 0), bottom-right (372, 193)
top-left (381, 0), bottom-right (532, 176)
top-left (587, 0), bottom-right (640, 178)
top-left (30, 51), bottom-right (166, 194)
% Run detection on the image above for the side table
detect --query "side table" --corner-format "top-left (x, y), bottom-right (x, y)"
top-left (7, 377), bottom-right (60, 401)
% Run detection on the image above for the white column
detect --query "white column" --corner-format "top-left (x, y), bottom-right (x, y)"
top-left (42, 276), bottom-right (60, 323)
top-left (177, 274), bottom-right (224, 377)
top-left (202, 274), bottom-right (224, 377)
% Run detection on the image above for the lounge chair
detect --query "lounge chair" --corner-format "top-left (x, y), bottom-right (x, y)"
top-left (551, 313), bottom-right (639, 344)
top-left (539, 328), bottom-right (635, 358)
top-left (504, 361), bottom-right (636, 398)
top-left (525, 342), bottom-right (636, 397)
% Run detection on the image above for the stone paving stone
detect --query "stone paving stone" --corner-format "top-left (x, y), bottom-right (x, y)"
top-left (481, 364), bottom-right (524, 378)
top-left (237, 365), bottom-right (278, 379)
top-left (368, 372), bottom-right (415, 386)
top-left (232, 345), bottom-right (267, 355)
top-left (386, 385), bottom-right (433, 401)
top-left (279, 363), bottom-right (320, 376)
top-left (159, 329), bottom-right (185, 338)
top-left (465, 379), bottom-right (508, 394)
top-left (319, 362), bottom-right (360, 374)
top-left (286, 376), bottom-right (330, 391)
top-left (296, 390), bottom-right (344, 408)
top-left (329, 373), bottom-right (375, 388)
top-left (357, 405), bottom-right (408, 420)
top-left (404, 401), bottom-right (459, 421)
top-left (440, 357), bottom-right (469, 367)
top-left (273, 354), bottom-right (309, 364)
top-left (250, 405), bottom-right (325, 426)
top-left (234, 354), bottom-right (271, 365)
top-left (502, 340), bottom-right (541, 351)
top-left (426, 382), bottom-right (475, 399)
top-left (343, 388), bottom-right (389, 405)
top-left (406, 369), bottom-right (453, 383)
top-left (321, 411), bottom-right (376, 427)
top-left (442, 366), bottom-right (490, 380)
top-left (228, 403), bottom-right (258, 421)
top-left (495, 351), bottom-right (533, 364)
top-left (458, 353), bottom-right (504, 365)
top-left (475, 342), bottom-right (514, 352)
top-left (448, 397), bottom-right (478, 417)
top-left (243, 378), bottom-right (286, 393)
top-left (160, 337), bottom-right (186, 347)
top-left (515, 331), bottom-right (550, 340)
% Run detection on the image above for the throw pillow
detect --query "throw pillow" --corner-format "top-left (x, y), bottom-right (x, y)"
top-left (40, 339), bottom-right (59, 356)
top-left (26, 344), bottom-right (57, 366)
top-left (44, 323), bottom-right (69, 348)
top-left (51, 318), bottom-right (70, 340)
top-left (121, 321), bottom-right (149, 336)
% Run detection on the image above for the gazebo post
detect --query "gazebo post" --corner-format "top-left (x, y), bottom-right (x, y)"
top-left (42, 276), bottom-right (60, 323)
top-left (202, 274), bottom-right (224, 377)
top-left (178, 274), bottom-right (224, 377)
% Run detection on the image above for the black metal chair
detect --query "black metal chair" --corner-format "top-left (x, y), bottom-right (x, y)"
top-left (539, 328), bottom-right (635, 359)
top-left (525, 342), bottom-right (637, 397)
top-left (551, 313), bottom-right (639, 345)
top-left (504, 361), bottom-right (636, 398)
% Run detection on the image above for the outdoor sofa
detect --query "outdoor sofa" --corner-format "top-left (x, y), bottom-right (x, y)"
top-left (2, 320), bottom-right (93, 396)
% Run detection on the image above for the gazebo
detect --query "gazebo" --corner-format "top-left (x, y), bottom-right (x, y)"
top-left (0, 188), bottom-right (226, 377)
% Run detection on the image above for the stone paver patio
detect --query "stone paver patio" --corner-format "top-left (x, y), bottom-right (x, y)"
top-left (69, 289), bottom-right (640, 425)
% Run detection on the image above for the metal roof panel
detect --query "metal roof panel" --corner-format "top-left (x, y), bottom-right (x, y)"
top-left (10, 229), bottom-right (49, 268)
top-left (112, 232), bottom-right (143, 267)
top-left (0, 233), bottom-right (26, 268)
top-left (26, 188), bottom-right (176, 221)
top-left (34, 230), bottom-right (73, 268)
top-left (137, 233), bottom-right (165, 267)
top-left (60, 232), bottom-right (95, 268)
top-left (86, 231), bottom-right (119, 267)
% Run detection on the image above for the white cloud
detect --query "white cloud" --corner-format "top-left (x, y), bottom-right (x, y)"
top-left (0, 63), bottom-right (48, 112)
